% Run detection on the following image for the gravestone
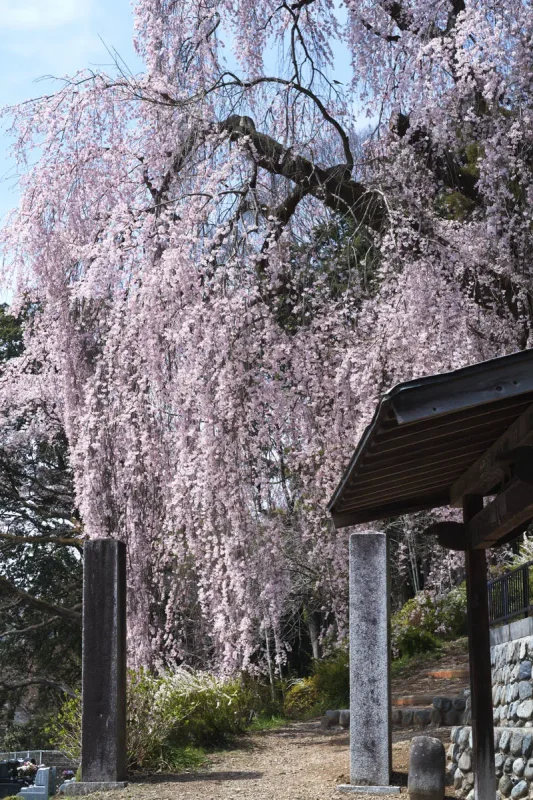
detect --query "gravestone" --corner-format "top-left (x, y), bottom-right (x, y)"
top-left (17, 766), bottom-right (53, 800)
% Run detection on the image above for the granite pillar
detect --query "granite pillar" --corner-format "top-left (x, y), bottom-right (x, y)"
top-left (81, 539), bottom-right (127, 784)
top-left (339, 532), bottom-right (397, 793)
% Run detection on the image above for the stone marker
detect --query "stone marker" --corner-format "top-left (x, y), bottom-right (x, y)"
top-left (408, 736), bottom-right (445, 800)
top-left (337, 532), bottom-right (399, 794)
top-left (322, 710), bottom-right (341, 729)
top-left (63, 539), bottom-right (127, 796)
top-left (339, 710), bottom-right (350, 729)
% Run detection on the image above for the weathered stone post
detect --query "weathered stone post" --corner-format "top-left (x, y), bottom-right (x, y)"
top-left (338, 532), bottom-right (399, 794)
top-left (63, 539), bottom-right (127, 795)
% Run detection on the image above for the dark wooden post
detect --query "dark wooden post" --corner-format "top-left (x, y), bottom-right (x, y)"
top-left (464, 494), bottom-right (495, 800)
top-left (81, 539), bottom-right (127, 783)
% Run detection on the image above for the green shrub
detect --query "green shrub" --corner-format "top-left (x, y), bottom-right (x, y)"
top-left (391, 586), bottom-right (467, 659)
top-left (48, 668), bottom-right (257, 772)
top-left (2, 715), bottom-right (57, 751)
top-left (311, 649), bottom-right (349, 709)
top-left (45, 693), bottom-right (81, 762)
top-left (282, 678), bottom-right (320, 719)
top-left (439, 585), bottom-right (468, 638)
top-left (394, 628), bottom-right (441, 658)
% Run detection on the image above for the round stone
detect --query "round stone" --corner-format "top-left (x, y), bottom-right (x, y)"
top-left (430, 708), bottom-right (441, 726)
top-left (517, 699), bottom-right (533, 720)
top-left (413, 708), bottom-right (432, 727)
top-left (500, 730), bottom-right (512, 752)
top-left (518, 681), bottom-right (533, 701)
top-left (499, 774), bottom-right (513, 797)
top-left (444, 710), bottom-right (461, 726)
top-left (522, 757), bottom-right (533, 781)
top-left (454, 768), bottom-right (464, 790)
top-left (504, 757), bottom-right (514, 774)
top-left (510, 731), bottom-right (524, 756)
top-left (322, 709), bottom-right (340, 728)
top-left (458, 751), bottom-right (472, 772)
top-left (495, 753), bottom-right (505, 777)
top-left (519, 661), bottom-right (532, 681)
top-left (432, 696), bottom-right (452, 712)
top-left (521, 733), bottom-right (533, 758)
top-left (512, 757), bottom-right (525, 777)
top-left (402, 709), bottom-right (414, 726)
top-left (511, 780), bottom-right (528, 799)
top-left (459, 727), bottom-right (470, 747)
top-left (339, 709), bottom-right (350, 728)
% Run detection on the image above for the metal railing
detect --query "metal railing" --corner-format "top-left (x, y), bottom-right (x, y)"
top-left (488, 560), bottom-right (533, 626)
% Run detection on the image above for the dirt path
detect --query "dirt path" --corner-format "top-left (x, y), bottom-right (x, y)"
top-left (80, 722), bottom-right (455, 800)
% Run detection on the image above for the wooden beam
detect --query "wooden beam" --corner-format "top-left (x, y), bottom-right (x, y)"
top-left (423, 521), bottom-right (467, 550)
top-left (468, 479), bottom-right (533, 549)
top-left (464, 495), bottom-right (495, 800)
top-left (450, 403), bottom-right (533, 506)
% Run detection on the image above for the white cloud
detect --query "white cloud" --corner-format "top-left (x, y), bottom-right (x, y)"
top-left (0, 0), bottom-right (91, 30)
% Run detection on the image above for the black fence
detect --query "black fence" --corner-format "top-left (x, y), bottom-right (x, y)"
top-left (488, 560), bottom-right (533, 626)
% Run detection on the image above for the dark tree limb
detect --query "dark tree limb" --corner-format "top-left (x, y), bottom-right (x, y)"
top-left (220, 115), bottom-right (387, 230)
top-left (0, 677), bottom-right (77, 697)
top-left (0, 577), bottom-right (82, 624)
top-left (0, 612), bottom-right (81, 639)
top-left (217, 73), bottom-right (354, 169)
top-left (0, 532), bottom-right (83, 547)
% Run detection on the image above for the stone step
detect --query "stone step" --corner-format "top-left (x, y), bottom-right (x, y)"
top-left (423, 667), bottom-right (470, 680)
top-left (392, 697), bottom-right (467, 728)
top-left (392, 693), bottom-right (436, 706)
top-left (392, 693), bottom-right (466, 707)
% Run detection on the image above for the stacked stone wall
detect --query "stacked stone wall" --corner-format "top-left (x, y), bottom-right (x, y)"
top-left (449, 619), bottom-right (533, 798)
top-left (449, 726), bottom-right (533, 799)
top-left (492, 637), bottom-right (533, 727)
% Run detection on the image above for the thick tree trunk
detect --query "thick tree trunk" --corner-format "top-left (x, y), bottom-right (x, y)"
top-left (307, 611), bottom-right (322, 661)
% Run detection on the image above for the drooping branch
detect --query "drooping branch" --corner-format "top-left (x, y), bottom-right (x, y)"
top-left (0, 577), bottom-right (82, 624)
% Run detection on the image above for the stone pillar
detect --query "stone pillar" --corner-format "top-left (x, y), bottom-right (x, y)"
top-left (81, 538), bottom-right (127, 784)
top-left (346, 531), bottom-right (396, 791)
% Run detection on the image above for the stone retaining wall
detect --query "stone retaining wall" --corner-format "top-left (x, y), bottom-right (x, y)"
top-left (492, 637), bottom-right (533, 728)
top-left (448, 725), bottom-right (533, 799)
top-left (391, 696), bottom-right (466, 728)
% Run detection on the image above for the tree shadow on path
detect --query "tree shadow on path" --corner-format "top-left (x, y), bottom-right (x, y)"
top-left (131, 771), bottom-right (264, 784)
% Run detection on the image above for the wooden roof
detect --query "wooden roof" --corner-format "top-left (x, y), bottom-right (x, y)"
top-left (328, 349), bottom-right (533, 528)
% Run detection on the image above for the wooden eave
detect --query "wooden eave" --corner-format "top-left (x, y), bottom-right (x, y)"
top-left (328, 349), bottom-right (533, 529)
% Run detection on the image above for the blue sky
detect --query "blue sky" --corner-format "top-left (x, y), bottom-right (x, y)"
top-left (0, 0), bottom-right (143, 224)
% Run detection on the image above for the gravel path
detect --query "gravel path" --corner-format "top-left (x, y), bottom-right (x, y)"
top-left (77, 722), bottom-right (455, 800)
